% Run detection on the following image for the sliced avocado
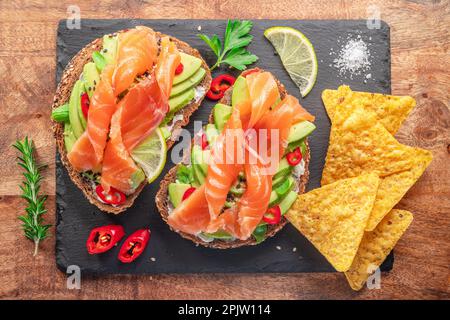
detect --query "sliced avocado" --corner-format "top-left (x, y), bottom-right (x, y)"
top-left (168, 87), bottom-right (195, 114)
top-left (205, 124), bottom-right (219, 146)
top-left (201, 230), bottom-right (234, 240)
top-left (191, 145), bottom-right (209, 176)
top-left (213, 103), bottom-right (232, 132)
top-left (92, 51), bottom-right (107, 72)
top-left (279, 190), bottom-right (298, 215)
top-left (173, 52), bottom-right (202, 85)
top-left (168, 183), bottom-right (191, 208)
top-left (130, 169), bottom-right (145, 190)
top-left (287, 121), bottom-right (316, 144)
top-left (268, 190), bottom-right (280, 208)
top-left (68, 80), bottom-right (85, 138)
top-left (272, 175), bottom-right (284, 189)
top-left (170, 67), bottom-right (206, 98)
top-left (101, 34), bottom-right (118, 65)
top-left (63, 123), bottom-right (77, 153)
top-left (232, 75), bottom-right (250, 106)
top-left (191, 145), bottom-right (207, 185)
top-left (275, 176), bottom-right (294, 197)
top-left (269, 177), bottom-right (295, 207)
top-left (273, 158), bottom-right (292, 180)
top-left (82, 62), bottom-right (100, 98)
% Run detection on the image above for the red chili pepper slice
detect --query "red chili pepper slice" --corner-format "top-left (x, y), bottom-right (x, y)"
top-left (95, 185), bottom-right (126, 205)
top-left (182, 187), bottom-right (196, 201)
top-left (81, 93), bottom-right (90, 119)
top-left (286, 147), bottom-right (303, 166)
top-left (118, 229), bottom-right (151, 263)
top-left (86, 225), bottom-right (125, 254)
top-left (201, 133), bottom-right (209, 150)
top-left (206, 74), bottom-right (236, 101)
top-left (175, 63), bottom-right (184, 75)
top-left (262, 205), bottom-right (281, 225)
top-left (206, 89), bottom-right (225, 100)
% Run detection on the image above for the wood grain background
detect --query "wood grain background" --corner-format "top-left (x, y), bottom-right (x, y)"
top-left (0, 0), bottom-right (448, 299)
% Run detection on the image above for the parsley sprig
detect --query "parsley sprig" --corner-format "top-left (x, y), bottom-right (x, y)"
top-left (13, 137), bottom-right (51, 256)
top-left (198, 20), bottom-right (258, 70)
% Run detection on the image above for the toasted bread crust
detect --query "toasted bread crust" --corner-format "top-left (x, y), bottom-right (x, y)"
top-left (156, 69), bottom-right (311, 248)
top-left (52, 29), bottom-right (212, 214)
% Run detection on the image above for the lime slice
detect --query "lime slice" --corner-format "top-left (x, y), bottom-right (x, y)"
top-left (131, 128), bottom-right (167, 183)
top-left (264, 26), bottom-right (318, 97)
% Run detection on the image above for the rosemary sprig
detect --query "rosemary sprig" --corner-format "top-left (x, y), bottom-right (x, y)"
top-left (13, 137), bottom-right (51, 256)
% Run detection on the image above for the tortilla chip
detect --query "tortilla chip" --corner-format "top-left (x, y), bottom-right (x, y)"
top-left (286, 173), bottom-right (380, 272)
top-left (366, 154), bottom-right (432, 231)
top-left (322, 85), bottom-right (415, 134)
top-left (345, 209), bottom-right (413, 291)
top-left (321, 105), bottom-right (430, 185)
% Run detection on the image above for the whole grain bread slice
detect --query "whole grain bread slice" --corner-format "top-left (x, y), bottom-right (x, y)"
top-left (156, 68), bottom-right (311, 249)
top-left (51, 28), bottom-right (212, 214)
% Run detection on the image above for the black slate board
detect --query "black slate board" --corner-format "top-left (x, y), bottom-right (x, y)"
top-left (56, 19), bottom-right (393, 274)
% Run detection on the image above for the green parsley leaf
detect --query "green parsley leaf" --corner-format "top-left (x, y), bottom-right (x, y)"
top-left (198, 20), bottom-right (258, 70)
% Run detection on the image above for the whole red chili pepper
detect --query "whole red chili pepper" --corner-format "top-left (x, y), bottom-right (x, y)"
top-left (86, 225), bottom-right (125, 254)
top-left (95, 185), bottom-right (126, 205)
top-left (81, 93), bottom-right (90, 119)
top-left (118, 229), bottom-right (151, 263)
top-left (262, 205), bottom-right (281, 225)
top-left (286, 147), bottom-right (303, 166)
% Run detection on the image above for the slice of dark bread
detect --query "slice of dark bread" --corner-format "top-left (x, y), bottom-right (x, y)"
top-left (51, 28), bottom-right (212, 214)
top-left (156, 68), bottom-right (311, 249)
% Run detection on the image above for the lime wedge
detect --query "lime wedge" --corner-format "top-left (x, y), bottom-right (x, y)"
top-left (131, 128), bottom-right (167, 183)
top-left (264, 26), bottom-right (318, 97)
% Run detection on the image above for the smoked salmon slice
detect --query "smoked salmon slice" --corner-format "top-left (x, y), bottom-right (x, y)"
top-left (246, 71), bottom-right (280, 129)
top-left (100, 106), bottom-right (142, 195)
top-left (237, 163), bottom-right (272, 240)
top-left (204, 109), bottom-right (244, 220)
top-left (167, 185), bottom-right (211, 235)
top-left (67, 65), bottom-right (116, 171)
top-left (101, 75), bottom-right (169, 193)
top-left (112, 26), bottom-right (158, 96)
top-left (155, 36), bottom-right (181, 99)
top-left (119, 75), bottom-right (168, 152)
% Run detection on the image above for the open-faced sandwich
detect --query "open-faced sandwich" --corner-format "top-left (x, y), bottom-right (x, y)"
top-left (51, 26), bottom-right (211, 214)
top-left (156, 68), bottom-right (316, 248)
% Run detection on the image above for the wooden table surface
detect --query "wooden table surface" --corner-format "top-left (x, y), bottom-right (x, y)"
top-left (0, 0), bottom-right (448, 300)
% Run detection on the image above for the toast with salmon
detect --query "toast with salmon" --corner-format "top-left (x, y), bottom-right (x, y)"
top-left (156, 68), bottom-right (315, 248)
top-left (52, 26), bottom-right (211, 214)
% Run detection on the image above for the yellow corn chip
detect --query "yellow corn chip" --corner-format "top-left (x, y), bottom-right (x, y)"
top-left (345, 209), bottom-right (413, 291)
top-left (286, 173), bottom-right (380, 272)
top-left (321, 105), bottom-right (430, 185)
top-left (322, 85), bottom-right (415, 134)
top-left (366, 154), bottom-right (432, 231)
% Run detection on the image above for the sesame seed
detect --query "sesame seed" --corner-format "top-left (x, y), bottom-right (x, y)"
top-left (276, 246), bottom-right (281, 250)
top-left (292, 247), bottom-right (297, 252)
top-left (150, 257), bottom-right (156, 262)
top-left (197, 25), bottom-right (202, 31)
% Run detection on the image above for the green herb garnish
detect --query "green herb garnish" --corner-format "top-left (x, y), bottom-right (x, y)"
top-left (176, 164), bottom-right (194, 184)
top-left (13, 137), bottom-right (51, 256)
top-left (198, 20), bottom-right (258, 70)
